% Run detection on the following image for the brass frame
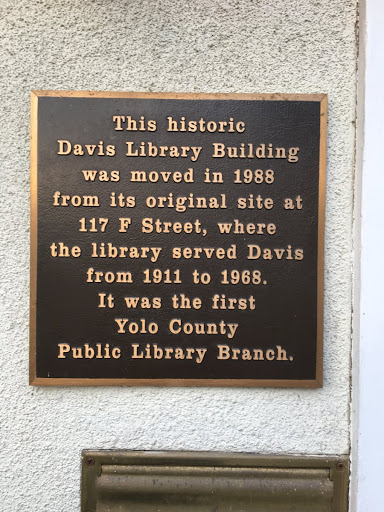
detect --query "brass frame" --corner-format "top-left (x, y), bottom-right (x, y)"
top-left (30, 90), bottom-right (327, 388)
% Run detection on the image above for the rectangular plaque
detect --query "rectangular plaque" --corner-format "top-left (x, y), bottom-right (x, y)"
top-left (30, 91), bottom-right (326, 387)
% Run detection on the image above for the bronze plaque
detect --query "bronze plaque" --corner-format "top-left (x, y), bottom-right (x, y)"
top-left (30, 91), bottom-right (326, 387)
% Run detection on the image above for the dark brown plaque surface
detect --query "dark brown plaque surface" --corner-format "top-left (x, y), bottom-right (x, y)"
top-left (30, 91), bottom-right (326, 387)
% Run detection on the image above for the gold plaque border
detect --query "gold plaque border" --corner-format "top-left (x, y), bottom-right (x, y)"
top-left (30, 90), bottom-right (327, 388)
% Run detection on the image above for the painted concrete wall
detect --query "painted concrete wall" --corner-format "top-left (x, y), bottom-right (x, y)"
top-left (0, 1), bottom-right (358, 510)
top-left (353, 0), bottom-right (384, 510)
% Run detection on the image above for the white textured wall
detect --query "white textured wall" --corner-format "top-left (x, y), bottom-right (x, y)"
top-left (0, 1), bottom-right (358, 510)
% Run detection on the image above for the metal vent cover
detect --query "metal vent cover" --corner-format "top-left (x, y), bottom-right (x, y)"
top-left (81, 451), bottom-right (348, 512)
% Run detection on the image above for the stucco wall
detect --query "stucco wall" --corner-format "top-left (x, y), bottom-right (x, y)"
top-left (0, 1), bottom-right (358, 510)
